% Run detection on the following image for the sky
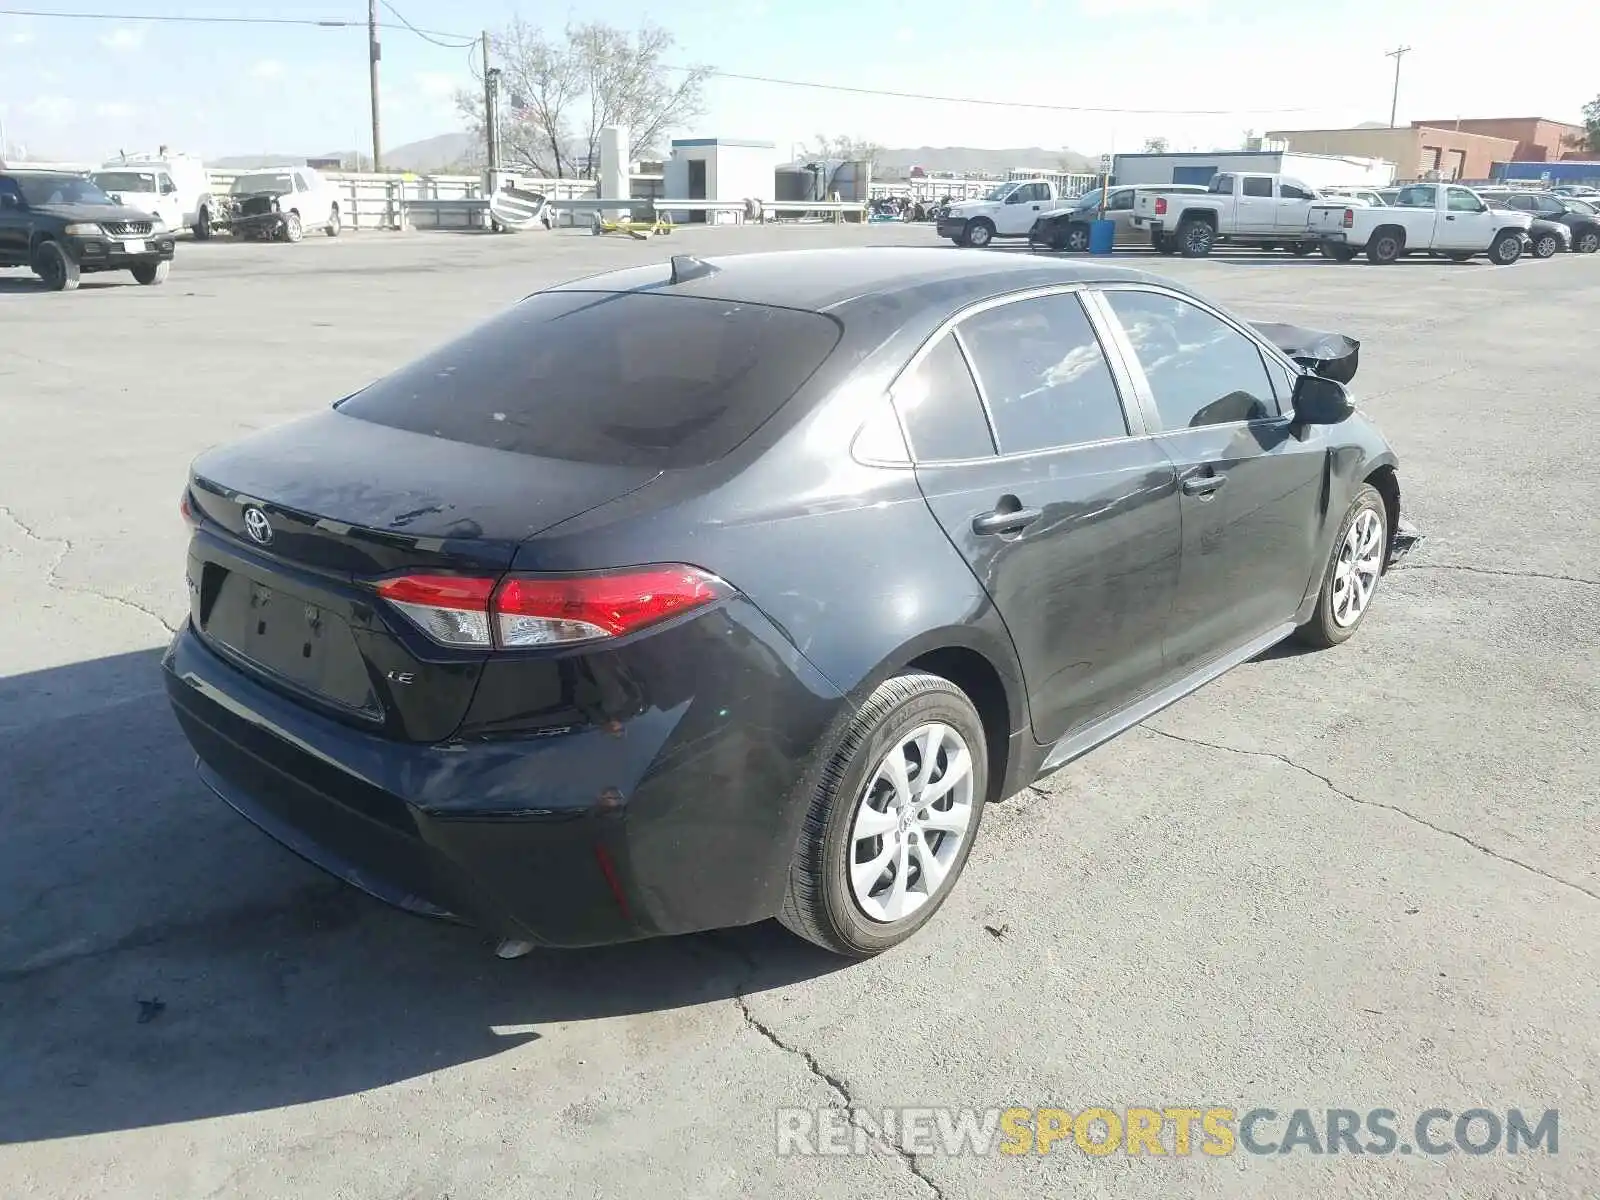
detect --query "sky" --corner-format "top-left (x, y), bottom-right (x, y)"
top-left (0, 0), bottom-right (1594, 164)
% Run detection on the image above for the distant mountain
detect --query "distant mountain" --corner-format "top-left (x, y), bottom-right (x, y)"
top-left (208, 133), bottom-right (482, 173)
top-left (878, 145), bottom-right (1101, 177)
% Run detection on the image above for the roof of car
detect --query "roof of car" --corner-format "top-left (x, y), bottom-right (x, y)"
top-left (548, 246), bottom-right (1169, 317)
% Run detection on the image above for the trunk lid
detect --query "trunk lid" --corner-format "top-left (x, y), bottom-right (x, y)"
top-left (185, 409), bottom-right (661, 741)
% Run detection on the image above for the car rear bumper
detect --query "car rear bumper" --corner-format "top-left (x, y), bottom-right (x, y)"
top-left (163, 607), bottom-right (843, 947)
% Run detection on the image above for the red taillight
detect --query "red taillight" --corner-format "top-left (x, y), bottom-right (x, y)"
top-left (179, 490), bottom-right (197, 525)
top-left (1342, 208), bottom-right (1354, 228)
top-left (494, 566), bottom-right (725, 647)
top-left (376, 574), bottom-right (496, 647)
top-left (375, 566), bottom-right (726, 649)
top-left (1154, 197), bottom-right (1167, 216)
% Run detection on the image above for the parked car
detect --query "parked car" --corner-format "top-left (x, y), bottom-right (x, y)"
top-left (1028, 184), bottom-right (1207, 251)
top-left (227, 166), bottom-right (342, 241)
top-left (92, 151), bottom-right (221, 239)
top-left (0, 168), bottom-right (176, 290)
top-left (1310, 182), bottom-right (1530, 264)
top-left (937, 178), bottom-right (1076, 247)
top-left (1131, 172), bottom-right (1324, 255)
top-left (165, 248), bottom-right (1415, 958)
top-left (1488, 190), bottom-right (1600, 253)
top-left (1320, 186), bottom-right (1388, 207)
top-left (1482, 196), bottom-right (1569, 257)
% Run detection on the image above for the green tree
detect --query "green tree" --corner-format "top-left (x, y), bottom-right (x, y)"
top-left (1576, 96), bottom-right (1600, 156)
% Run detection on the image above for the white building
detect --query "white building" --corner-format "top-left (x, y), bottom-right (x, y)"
top-left (1111, 149), bottom-right (1395, 190)
top-left (662, 137), bottom-right (781, 223)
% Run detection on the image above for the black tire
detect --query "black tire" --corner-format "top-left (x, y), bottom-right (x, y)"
top-left (130, 261), bottom-right (170, 285)
top-left (1290, 242), bottom-right (1316, 256)
top-left (950, 233), bottom-right (969, 247)
top-left (1366, 228), bottom-right (1404, 264)
top-left (1294, 483), bottom-right (1388, 649)
top-left (31, 239), bottom-right (79, 291)
top-left (965, 219), bottom-right (994, 248)
top-left (1488, 230), bottom-right (1522, 265)
top-left (1176, 218), bottom-right (1214, 256)
top-left (1444, 251), bottom-right (1474, 262)
top-left (282, 211), bottom-right (304, 243)
top-left (779, 672), bottom-right (989, 957)
top-left (1532, 233), bottom-right (1559, 259)
top-left (326, 205), bottom-right (341, 237)
top-left (1575, 230), bottom-right (1599, 254)
top-left (1321, 244), bottom-right (1356, 262)
top-left (1064, 223), bottom-right (1091, 253)
top-left (1151, 230), bottom-right (1177, 255)
top-left (193, 204), bottom-right (213, 241)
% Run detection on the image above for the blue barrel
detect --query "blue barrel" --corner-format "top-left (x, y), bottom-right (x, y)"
top-left (1088, 218), bottom-right (1116, 254)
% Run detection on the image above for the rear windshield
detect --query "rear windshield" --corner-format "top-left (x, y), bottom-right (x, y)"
top-left (338, 291), bottom-right (843, 468)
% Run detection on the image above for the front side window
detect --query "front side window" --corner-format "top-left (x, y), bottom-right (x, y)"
top-left (1279, 182), bottom-right (1315, 201)
top-left (1446, 187), bottom-right (1481, 212)
top-left (892, 335), bottom-right (995, 462)
top-left (956, 293), bottom-right (1129, 455)
top-left (1102, 290), bottom-right (1276, 430)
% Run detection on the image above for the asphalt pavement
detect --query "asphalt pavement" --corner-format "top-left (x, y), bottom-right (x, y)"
top-left (2, 223), bottom-right (1597, 1198)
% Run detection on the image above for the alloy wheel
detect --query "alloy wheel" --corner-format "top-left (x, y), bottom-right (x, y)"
top-left (1067, 226), bottom-right (1090, 252)
top-left (1578, 232), bottom-right (1599, 254)
top-left (1331, 507), bottom-right (1383, 628)
top-left (849, 722), bottom-right (976, 923)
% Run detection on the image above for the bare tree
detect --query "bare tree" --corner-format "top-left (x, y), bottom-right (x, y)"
top-left (803, 135), bottom-right (884, 173)
top-left (457, 19), bottom-right (709, 178)
top-left (1142, 136), bottom-right (1169, 153)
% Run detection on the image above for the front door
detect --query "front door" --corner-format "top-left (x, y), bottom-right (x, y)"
top-left (687, 159), bottom-right (707, 224)
top-left (1275, 178), bottom-right (1317, 234)
top-left (0, 178), bottom-right (28, 263)
top-left (1096, 286), bottom-right (1328, 675)
top-left (998, 182), bottom-right (1048, 235)
top-left (1438, 185), bottom-right (1494, 249)
top-left (899, 290), bottom-right (1182, 744)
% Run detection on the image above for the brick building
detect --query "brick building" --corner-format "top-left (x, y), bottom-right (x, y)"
top-left (1409, 117), bottom-right (1586, 163)
top-left (1264, 126), bottom-right (1517, 182)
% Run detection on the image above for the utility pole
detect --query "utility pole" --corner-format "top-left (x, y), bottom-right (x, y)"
top-left (482, 31), bottom-right (499, 173)
top-left (367, 0), bottom-right (382, 171)
top-left (1385, 45), bottom-right (1412, 129)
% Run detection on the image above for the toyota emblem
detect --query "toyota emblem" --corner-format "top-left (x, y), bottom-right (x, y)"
top-left (242, 506), bottom-right (274, 545)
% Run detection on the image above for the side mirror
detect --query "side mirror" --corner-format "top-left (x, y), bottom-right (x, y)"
top-left (1291, 373), bottom-right (1355, 426)
top-left (0, 193), bottom-right (18, 210)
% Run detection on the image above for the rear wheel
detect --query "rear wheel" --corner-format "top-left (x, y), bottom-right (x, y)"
top-left (130, 261), bottom-right (170, 285)
top-left (1295, 483), bottom-right (1388, 649)
top-left (1177, 218), bottom-right (1214, 256)
top-left (31, 240), bottom-right (79, 291)
top-left (326, 205), bottom-right (341, 237)
top-left (779, 672), bottom-right (988, 957)
top-left (1444, 251), bottom-right (1474, 262)
top-left (1321, 243), bottom-right (1356, 262)
top-left (1367, 229), bottom-right (1404, 264)
top-left (1575, 230), bottom-right (1599, 254)
top-left (1488, 230), bottom-right (1522, 265)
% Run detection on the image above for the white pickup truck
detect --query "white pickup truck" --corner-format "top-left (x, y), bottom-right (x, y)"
top-left (1309, 182), bottom-right (1531, 264)
top-left (937, 178), bottom-right (1075, 247)
top-left (1131, 172), bottom-right (1324, 256)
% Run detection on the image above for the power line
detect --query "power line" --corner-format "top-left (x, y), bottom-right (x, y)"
top-left (379, 0), bottom-right (476, 49)
top-left (0, 6), bottom-right (471, 41)
top-left (673, 66), bottom-right (1319, 117)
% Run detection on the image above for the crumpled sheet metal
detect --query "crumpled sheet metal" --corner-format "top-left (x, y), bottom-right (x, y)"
top-left (1251, 322), bottom-right (1361, 385)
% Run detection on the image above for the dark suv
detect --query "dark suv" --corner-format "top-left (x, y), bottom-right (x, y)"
top-left (0, 169), bottom-right (177, 290)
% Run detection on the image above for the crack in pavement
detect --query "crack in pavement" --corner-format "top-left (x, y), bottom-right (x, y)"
top-left (1141, 725), bottom-right (1600, 904)
top-left (1393, 562), bottom-right (1599, 589)
top-left (0, 505), bottom-right (178, 635)
top-left (708, 936), bottom-right (945, 1199)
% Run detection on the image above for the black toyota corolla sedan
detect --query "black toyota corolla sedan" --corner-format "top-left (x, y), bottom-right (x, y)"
top-left (165, 248), bottom-right (1415, 958)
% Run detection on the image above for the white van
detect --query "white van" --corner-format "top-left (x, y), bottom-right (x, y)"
top-left (93, 152), bottom-right (221, 239)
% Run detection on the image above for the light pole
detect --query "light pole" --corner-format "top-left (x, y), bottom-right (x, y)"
top-left (1386, 45), bottom-right (1412, 129)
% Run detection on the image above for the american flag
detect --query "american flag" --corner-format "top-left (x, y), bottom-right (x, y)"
top-left (508, 93), bottom-right (531, 120)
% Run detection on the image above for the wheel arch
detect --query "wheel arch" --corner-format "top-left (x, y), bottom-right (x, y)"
top-left (1175, 207), bottom-right (1218, 228)
top-left (1363, 462), bottom-right (1401, 567)
top-left (1370, 223), bottom-right (1407, 248)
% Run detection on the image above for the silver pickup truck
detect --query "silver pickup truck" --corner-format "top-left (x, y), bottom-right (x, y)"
top-left (1132, 172), bottom-right (1323, 256)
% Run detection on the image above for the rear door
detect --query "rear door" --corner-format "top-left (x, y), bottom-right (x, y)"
top-left (1093, 286), bottom-right (1328, 676)
top-left (896, 289), bottom-right (1182, 745)
top-left (1236, 175), bottom-right (1277, 233)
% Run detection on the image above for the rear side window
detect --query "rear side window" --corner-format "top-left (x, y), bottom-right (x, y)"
top-left (893, 335), bottom-right (995, 461)
top-left (1242, 176), bottom-right (1274, 198)
top-left (1209, 174), bottom-right (1234, 194)
top-left (339, 291), bottom-right (842, 468)
top-left (1103, 290), bottom-right (1276, 430)
top-left (956, 293), bottom-right (1129, 455)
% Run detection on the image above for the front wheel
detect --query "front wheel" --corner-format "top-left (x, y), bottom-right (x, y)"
top-left (965, 219), bottom-right (994, 248)
top-left (193, 204), bottom-right (213, 241)
top-left (282, 212), bottom-right (304, 243)
top-left (1295, 484), bottom-right (1388, 649)
top-left (779, 673), bottom-right (988, 957)
top-left (1488, 230), bottom-right (1522, 265)
top-left (1064, 223), bottom-right (1091, 253)
top-left (130, 261), bottom-right (170, 285)
top-left (1532, 233), bottom-right (1559, 258)
top-left (326, 206), bottom-right (341, 237)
